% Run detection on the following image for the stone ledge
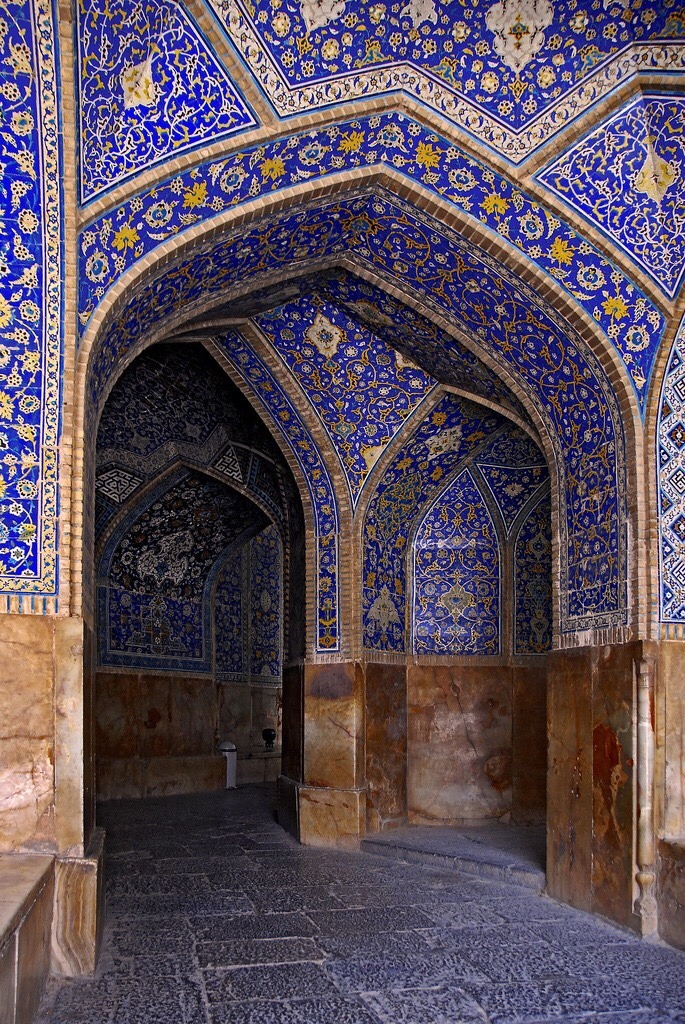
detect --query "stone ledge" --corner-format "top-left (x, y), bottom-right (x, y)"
top-left (0, 855), bottom-right (53, 945)
top-left (0, 854), bottom-right (54, 1024)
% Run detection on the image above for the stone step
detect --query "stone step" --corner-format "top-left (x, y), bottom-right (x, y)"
top-left (361, 825), bottom-right (547, 892)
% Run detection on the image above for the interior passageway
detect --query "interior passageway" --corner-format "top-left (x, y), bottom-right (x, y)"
top-left (37, 786), bottom-right (685, 1024)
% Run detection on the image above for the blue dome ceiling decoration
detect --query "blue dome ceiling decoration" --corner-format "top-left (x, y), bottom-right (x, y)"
top-left (254, 292), bottom-right (437, 508)
top-left (77, 0), bottom-right (257, 204)
top-left (207, 0), bottom-right (682, 161)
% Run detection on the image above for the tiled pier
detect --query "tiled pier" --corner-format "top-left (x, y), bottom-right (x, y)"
top-left (36, 785), bottom-right (685, 1024)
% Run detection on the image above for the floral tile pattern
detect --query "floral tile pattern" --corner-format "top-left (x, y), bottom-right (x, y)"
top-left (412, 468), bottom-right (500, 656)
top-left (0, 0), bottom-right (61, 603)
top-left (88, 189), bottom-right (627, 636)
top-left (207, 0), bottom-right (683, 161)
top-left (475, 429), bottom-right (548, 535)
top-left (363, 394), bottom-right (504, 651)
top-left (77, 0), bottom-right (256, 204)
top-left (98, 469), bottom-right (269, 670)
top-left (254, 293), bottom-right (436, 508)
top-left (78, 112), bottom-right (663, 409)
top-left (249, 525), bottom-right (282, 681)
top-left (514, 490), bottom-right (552, 654)
top-left (214, 331), bottom-right (340, 652)
top-left (538, 93), bottom-right (685, 299)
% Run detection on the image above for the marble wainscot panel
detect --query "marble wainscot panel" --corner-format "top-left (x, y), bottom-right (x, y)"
top-left (407, 664), bottom-right (513, 824)
top-left (298, 663), bottom-right (365, 848)
top-left (658, 840), bottom-right (685, 950)
top-left (512, 663), bottom-right (547, 825)
top-left (95, 671), bottom-right (223, 799)
top-left (547, 643), bottom-right (646, 930)
top-left (364, 663), bottom-right (407, 833)
top-left (0, 616), bottom-right (55, 852)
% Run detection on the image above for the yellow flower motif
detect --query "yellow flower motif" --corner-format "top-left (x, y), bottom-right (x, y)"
top-left (15, 423), bottom-right (35, 442)
top-left (481, 193), bottom-right (510, 215)
top-left (183, 181), bottom-right (207, 208)
top-left (602, 294), bottom-right (629, 320)
top-left (550, 237), bottom-right (574, 265)
top-left (0, 476), bottom-right (5, 499)
top-left (0, 295), bottom-right (13, 328)
top-left (0, 391), bottom-right (13, 419)
top-left (112, 223), bottom-right (139, 251)
top-left (416, 142), bottom-right (441, 169)
top-left (338, 131), bottom-right (365, 153)
top-left (260, 157), bottom-right (286, 181)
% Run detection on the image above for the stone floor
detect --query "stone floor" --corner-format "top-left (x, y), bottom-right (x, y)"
top-left (37, 784), bottom-right (685, 1024)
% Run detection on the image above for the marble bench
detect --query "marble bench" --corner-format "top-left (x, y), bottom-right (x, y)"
top-left (0, 855), bottom-right (54, 1024)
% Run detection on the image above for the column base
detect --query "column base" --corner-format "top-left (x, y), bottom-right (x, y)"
top-left (51, 827), bottom-right (105, 976)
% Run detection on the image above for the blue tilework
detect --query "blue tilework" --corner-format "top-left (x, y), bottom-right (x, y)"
top-left (0, 0), bottom-right (62, 601)
top-left (514, 489), bottom-right (552, 654)
top-left (249, 525), bottom-right (282, 680)
top-left (207, 0), bottom-right (681, 161)
top-left (78, 112), bottom-right (664, 408)
top-left (98, 468), bottom-right (268, 670)
top-left (88, 190), bottom-right (628, 634)
top-left (315, 271), bottom-right (529, 423)
top-left (363, 394), bottom-right (504, 652)
top-left (412, 468), bottom-right (500, 656)
top-left (213, 331), bottom-right (340, 652)
top-left (215, 548), bottom-right (246, 679)
top-left (476, 428), bottom-right (548, 535)
top-left (658, 315), bottom-right (685, 622)
top-left (94, 343), bottom-right (288, 541)
top-left (255, 293), bottom-right (436, 507)
top-left (538, 93), bottom-right (685, 299)
top-left (77, 0), bottom-right (256, 204)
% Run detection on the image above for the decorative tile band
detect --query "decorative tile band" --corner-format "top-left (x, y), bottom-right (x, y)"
top-left (79, 111), bottom-right (664, 410)
top-left (208, 0), bottom-right (683, 163)
top-left (658, 314), bottom-right (685, 623)
top-left (0, 0), bottom-right (62, 599)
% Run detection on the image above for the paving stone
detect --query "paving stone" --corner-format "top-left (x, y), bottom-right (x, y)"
top-left (189, 911), bottom-right (319, 940)
top-left (324, 950), bottom-right (490, 993)
top-left (203, 962), bottom-right (340, 1003)
top-left (196, 936), bottom-right (323, 968)
top-left (207, 995), bottom-right (384, 1024)
top-left (308, 906), bottom-right (434, 935)
top-left (364, 986), bottom-right (490, 1023)
top-left (35, 786), bottom-right (685, 1024)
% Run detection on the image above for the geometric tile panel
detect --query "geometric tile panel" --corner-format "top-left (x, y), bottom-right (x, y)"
top-left (95, 468), bottom-right (142, 504)
top-left (78, 112), bottom-right (664, 410)
top-left (0, 0), bottom-right (61, 599)
top-left (363, 393), bottom-right (505, 652)
top-left (514, 490), bottom-right (553, 654)
top-left (77, 0), bottom-right (256, 204)
top-left (208, 0), bottom-right (680, 162)
top-left (89, 189), bottom-right (628, 634)
top-left (412, 468), bottom-right (500, 656)
top-left (255, 293), bottom-right (436, 507)
top-left (214, 444), bottom-right (243, 482)
top-left (538, 94), bottom-right (685, 300)
top-left (659, 316), bottom-right (685, 622)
